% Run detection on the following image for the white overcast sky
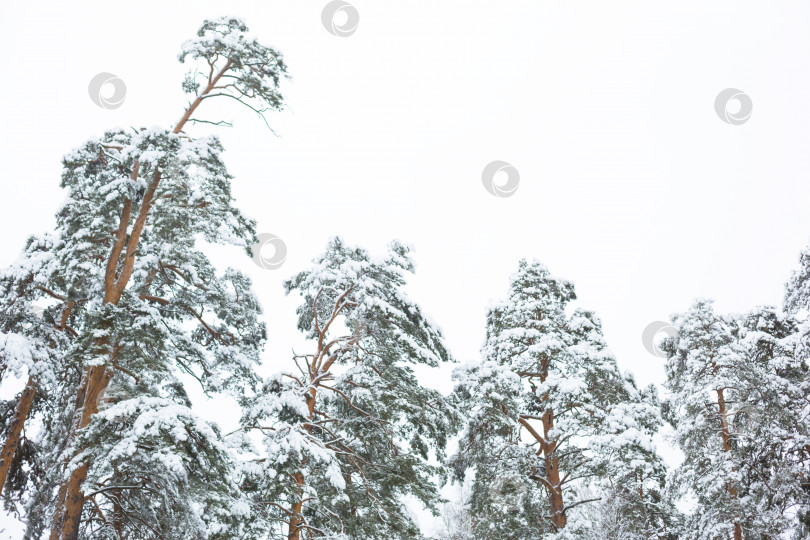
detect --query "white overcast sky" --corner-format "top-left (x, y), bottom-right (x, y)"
top-left (2, 1), bottom-right (810, 536)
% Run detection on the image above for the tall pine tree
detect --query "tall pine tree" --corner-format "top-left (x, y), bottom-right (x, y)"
top-left (661, 297), bottom-right (810, 538)
top-left (240, 238), bottom-right (459, 539)
top-left (451, 260), bottom-right (673, 538)
top-left (0, 16), bottom-right (288, 539)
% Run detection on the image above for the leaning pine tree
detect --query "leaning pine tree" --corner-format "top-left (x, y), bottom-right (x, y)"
top-left (240, 238), bottom-right (459, 539)
top-left (450, 260), bottom-right (674, 539)
top-left (0, 16), bottom-right (289, 539)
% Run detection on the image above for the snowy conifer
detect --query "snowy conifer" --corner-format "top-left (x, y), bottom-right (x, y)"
top-left (781, 243), bottom-right (810, 537)
top-left (450, 260), bottom-right (673, 538)
top-left (737, 306), bottom-right (809, 537)
top-left (661, 298), bottom-right (810, 539)
top-left (241, 238), bottom-right (458, 539)
top-left (662, 299), bottom-right (749, 539)
top-left (0, 233), bottom-right (76, 519)
top-left (0, 16), bottom-right (287, 539)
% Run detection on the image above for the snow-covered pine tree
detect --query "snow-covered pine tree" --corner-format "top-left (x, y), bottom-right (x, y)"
top-left (660, 241), bottom-right (810, 540)
top-left (660, 298), bottom-right (810, 539)
top-left (584, 371), bottom-right (680, 540)
top-left (736, 305), bottom-right (809, 537)
top-left (0, 16), bottom-right (288, 539)
top-left (240, 237), bottom-right (459, 539)
top-left (450, 260), bottom-right (673, 539)
top-left (663, 299), bottom-right (810, 538)
top-left (781, 243), bottom-right (810, 537)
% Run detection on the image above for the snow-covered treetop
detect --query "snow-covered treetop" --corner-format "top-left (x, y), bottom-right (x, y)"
top-left (483, 260), bottom-right (575, 373)
top-left (784, 241), bottom-right (810, 314)
top-left (178, 16), bottom-right (289, 129)
top-left (284, 237), bottom-right (451, 368)
top-left (241, 237), bottom-right (457, 539)
top-left (452, 259), bottom-right (672, 538)
top-left (662, 299), bottom-right (745, 397)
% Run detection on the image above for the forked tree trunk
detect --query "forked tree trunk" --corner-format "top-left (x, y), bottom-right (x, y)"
top-left (521, 352), bottom-right (567, 532)
top-left (284, 290), bottom-right (351, 540)
top-left (49, 61), bottom-right (232, 540)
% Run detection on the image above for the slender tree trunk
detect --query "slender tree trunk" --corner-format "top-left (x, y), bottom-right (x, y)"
top-left (112, 487), bottom-right (124, 540)
top-left (288, 471), bottom-right (305, 540)
top-left (542, 408), bottom-right (566, 531)
top-left (0, 376), bottom-right (37, 490)
top-left (519, 352), bottom-right (568, 532)
top-left (533, 351), bottom-right (566, 531)
top-left (717, 388), bottom-right (742, 540)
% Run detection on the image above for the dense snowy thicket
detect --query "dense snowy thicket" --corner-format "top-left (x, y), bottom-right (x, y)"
top-left (1, 15), bottom-right (809, 540)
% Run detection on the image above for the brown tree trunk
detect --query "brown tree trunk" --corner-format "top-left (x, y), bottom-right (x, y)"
top-left (543, 408), bottom-right (566, 531)
top-left (57, 463), bottom-right (90, 540)
top-left (716, 388), bottom-right (742, 540)
top-left (534, 351), bottom-right (566, 531)
top-left (519, 353), bottom-right (568, 532)
top-left (288, 471), bottom-right (305, 540)
top-left (288, 387), bottom-right (316, 540)
top-left (54, 366), bottom-right (114, 540)
top-left (0, 376), bottom-right (37, 490)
